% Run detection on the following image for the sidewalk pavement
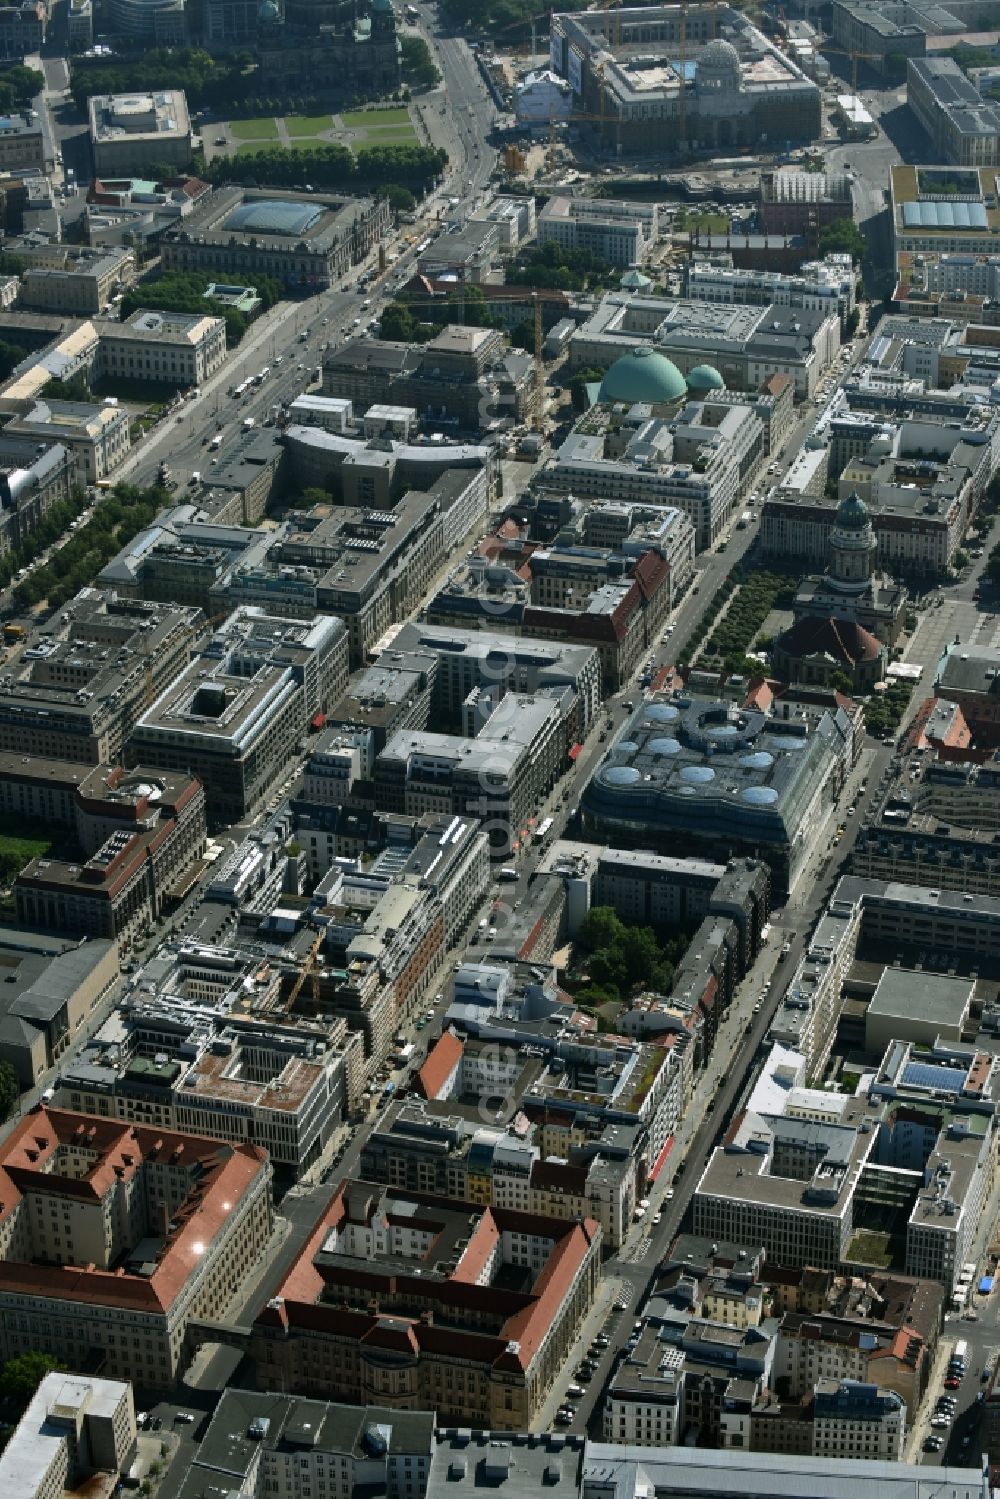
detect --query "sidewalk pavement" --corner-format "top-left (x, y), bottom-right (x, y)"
top-left (903, 1331), bottom-right (959, 1463)
top-left (533, 1272), bottom-right (624, 1433)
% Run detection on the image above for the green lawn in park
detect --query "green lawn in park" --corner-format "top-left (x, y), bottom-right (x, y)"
top-left (285, 114), bottom-right (334, 137)
top-left (354, 126), bottom-right (418, 146)
top-left (229, 116), bottom-right (280, 141)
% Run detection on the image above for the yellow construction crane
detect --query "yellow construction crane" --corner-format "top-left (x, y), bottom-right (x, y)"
top-left (382, 286), bottom-right (559, 426)
top-left (678, 0), bottom-right (688, 151)
top-left (546, 100), bottom-right (613, 164)
top-left (532, 292), bottom-right (544, 428)
top-left (285, 929), bottom-right (323, 1012)
top-left (820, 45), bottom-right (889, 94)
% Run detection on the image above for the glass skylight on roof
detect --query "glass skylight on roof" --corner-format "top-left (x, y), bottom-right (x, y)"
top-left (225, 200), bottom-right (323, 236)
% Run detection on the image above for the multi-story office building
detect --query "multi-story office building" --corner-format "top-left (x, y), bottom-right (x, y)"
top-left (430, 1431), bottom-right (990, 1498)
top-left (18, 245), bottom-right (135, 315)
top-left (0, 1107), bottom-right (273, 1390)
top-left (250, 1179), bottom-right (601, 1429)
top-left (127, 608), bottom-right (348, 824)
top-left (184, 1389), bottom-right (434, 1499)
top-left (363, 1085), bottom-right (638, 1250)
top-left (699, 882), bottom-right (1000, 1291)
top-left (830, 0), bottom-right (925, 74)
top-left (871, 1040), bottom-right (1000, 1291)
top-left (537, 197), bottom-right (659, 267)
top-left (0, 3), bottom-right (45, 62)
top-left (104, 0), bottom-right (183, 42)
top-left (685, 254), bottom-right (858, 325)
top-left (323, 662), bottom-right (433, 754)
top-left (0, 926), bottom-right (119, 1089)
top-left (282, 424), bottom-right (495, 519)
top-left (811, 1379), bottom-right (906, 1463)
top-left (853, 759), bottom-right (1000, 897)
top-left (911, 250), bottom-right (1000, 301)
top-left (380, 620), bottom-right (602, 734)
top-left (582, 694), bottom-right (853, 895)
top-left (445, 965), bottom-right (684, 1170)
top-left (542, 390), bottom-right (764, 549)
top-left (907, 57), bottom-right (1000, 167)
top-left (772, 1270), bottom-right (939, 1415)
top-left (67, 0), bottom-right (92, 47)
top-left (0, 592), bottom-right (203, 764)
top-left (88, 90), bottom-right (192, 176)
top-left (0, 110), bottom-right (46, 173)
top-left (58, 939), bottom-right (358, 1172)
top-left (592, 846), bottom-right (769, 956)
top-left (322, 323), bottom-right (537, 427)
top-left (935, 641), bottom-right (1000, 745)
top-left (14, 765), bottom-right (206, 942)
top-left (692, 1044), bottom-right (885, 1270)
top-left (374, 692), bottom-right (567, 858)
top-left (0, 1373), bottom-right (136, 1499)
top-left (276, 491), bottom-right (446, 669)
top-left (891, 163), bottom-right (1000, 256)
top-left (768, 885), bottom-right (864, 1073)
top-left (311, 868), bottom-right (450, 1065)
top-left (96, 308), bottom-right (227, 387)
top-left (4, 397), bottom-right (130, 484)
top-left (429, 529), bottom-right (691, 693)
top-left (0, 435), bottom-right (74, 557)
top-left (98, 509), bottom-right (278, 609)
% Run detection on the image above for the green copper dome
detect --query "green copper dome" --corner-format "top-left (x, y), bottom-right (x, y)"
top-left (836, 491), bottom-right (870, 531)
top-left (687, 363), bottom-right (725, 392)
top-left (598, 346), bottom-right (687, 405)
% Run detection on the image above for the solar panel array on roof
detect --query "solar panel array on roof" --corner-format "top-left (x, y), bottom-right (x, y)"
top-left (901, 201), bottom-right (988, 229)
top-left (901, 1061), bottom-right (967, 1093)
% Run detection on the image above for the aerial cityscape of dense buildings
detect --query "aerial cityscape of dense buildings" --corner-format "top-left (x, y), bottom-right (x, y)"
top-left (2, 2), bottom-right (1000, 1497)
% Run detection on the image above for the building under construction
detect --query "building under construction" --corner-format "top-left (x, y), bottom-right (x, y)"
top-left (760, 170), bottom-right (855, 235)
top-left (549, 3), bottom-right (821, 154)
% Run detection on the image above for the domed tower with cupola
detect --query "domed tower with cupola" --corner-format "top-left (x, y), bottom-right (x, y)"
top-left (829, 491), bottom-right (877, 592)
top-left (774, 490), bottom-right (908, 694)
top-left (696, 37), bottom-right (741, 94)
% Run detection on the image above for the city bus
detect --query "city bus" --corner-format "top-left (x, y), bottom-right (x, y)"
top-left (534, 817), bottom-right (554, 845)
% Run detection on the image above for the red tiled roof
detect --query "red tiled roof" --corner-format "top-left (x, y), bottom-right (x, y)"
top-left (450, 1210), bottom-right (500, 1285)
top-left (744, 679), bottom-right (774, 711)
top-left (634, 551), bottom-right (670, 600)
top-left (416, 1028), bottom-right (463, 1100)
top-left (778, 616), bottom-right (882, 668)
top-left (0, 1108), bottom-right (268, 1313)
top-left (499, 1221), bottom-right (600, 1368)
top-left (363, 1320), bottom-right (420, 1354)
top-left (259, 1184), bottom-right (600, 1374)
